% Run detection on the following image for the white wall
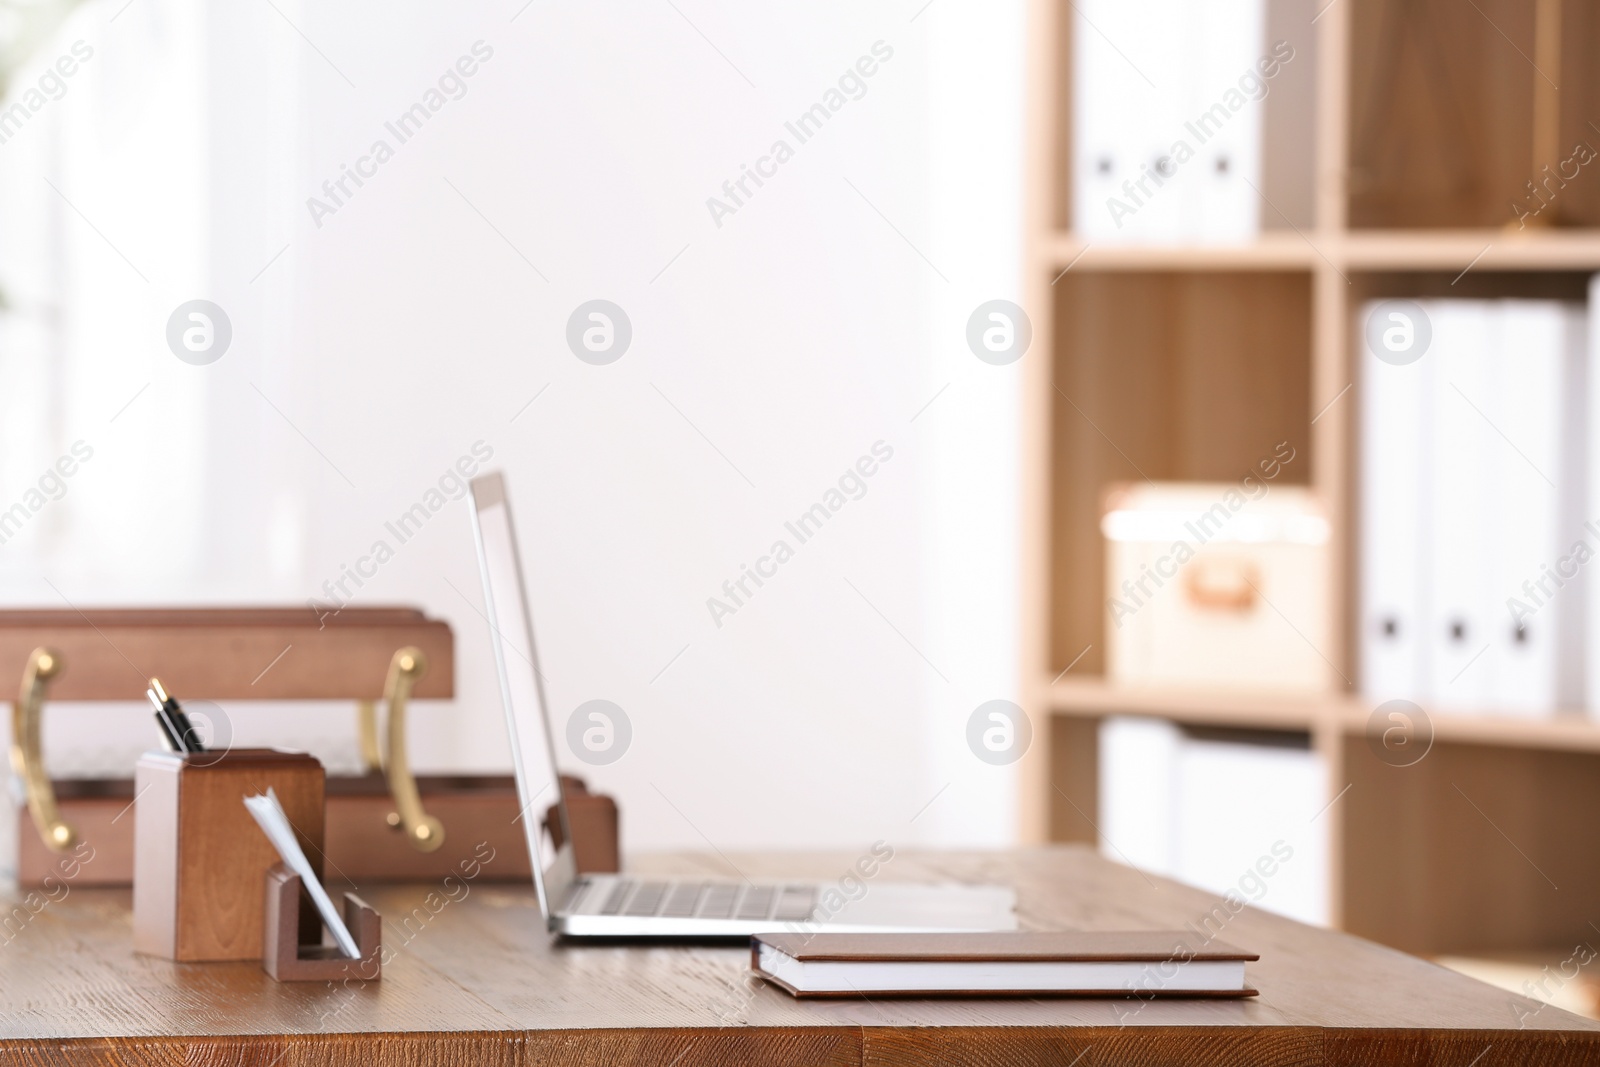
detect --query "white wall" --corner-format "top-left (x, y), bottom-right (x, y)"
top-left (4, 0), bottom-right (1025, 856)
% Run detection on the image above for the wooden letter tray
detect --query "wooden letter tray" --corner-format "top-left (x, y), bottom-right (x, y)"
top-left (1, 606), bottom-right (492, 884)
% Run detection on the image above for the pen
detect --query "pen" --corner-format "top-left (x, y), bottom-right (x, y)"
top-left (147, 677), bottom-right (205, 753)
top-left (147, 685), bottom-right (184, 751)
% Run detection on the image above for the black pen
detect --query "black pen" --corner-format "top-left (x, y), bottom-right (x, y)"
top-left (147, 684), bottom-right (185, 751)
top-left (147, 677), bottom-right (205, 753)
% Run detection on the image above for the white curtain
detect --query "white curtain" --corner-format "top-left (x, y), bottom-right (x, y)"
top-left (0, 0), bottom-right (304, 599)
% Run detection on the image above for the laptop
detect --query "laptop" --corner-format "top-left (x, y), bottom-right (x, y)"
top-left (468, 471), bottom-right (1019, 937)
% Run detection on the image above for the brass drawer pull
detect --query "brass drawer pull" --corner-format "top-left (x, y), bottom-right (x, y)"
top-left (9, 648), bottom-right (74, 852)
top-left (358, 647), bottom-right (444, 852)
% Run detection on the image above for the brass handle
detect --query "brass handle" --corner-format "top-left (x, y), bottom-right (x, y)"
top-left (379, 647), bottom-right (443, 852)
top-left (9, 648), bottom-right (75, 851)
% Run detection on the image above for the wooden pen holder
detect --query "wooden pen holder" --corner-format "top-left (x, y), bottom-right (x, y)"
top-left (133, 749), bottom-right (325, 961)
top-left (262, 864), bottom-right (382, 982)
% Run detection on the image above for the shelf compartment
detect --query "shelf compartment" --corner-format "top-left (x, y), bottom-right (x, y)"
top-left (1342, 735), bottom-right (1600, 955)
top-left (1047, 270), bottom-right (1314, 678)
top-left (1347, 0), bottom-right (1600, 231)
top-left (1348, 0), bottom-right (1540, 229)
top-left (1047, 0), bottom-right (1322, 235)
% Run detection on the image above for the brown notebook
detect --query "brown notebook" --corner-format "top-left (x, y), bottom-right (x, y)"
top-left (751, 931), bottom-right (1259, 998)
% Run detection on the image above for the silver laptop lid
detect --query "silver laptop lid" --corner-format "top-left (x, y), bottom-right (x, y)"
top-left (468, 471), bottom-right (575, 922)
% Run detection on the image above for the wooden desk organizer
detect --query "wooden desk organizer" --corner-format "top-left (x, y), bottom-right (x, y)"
top-left (3, 607), bottom-right (453, 885)
top-left (262, 864), bottom-right (382, 982)
top-left (133, 749), bottom-right (325, 961)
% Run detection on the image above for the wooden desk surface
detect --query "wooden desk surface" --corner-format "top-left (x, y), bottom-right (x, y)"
top-left (3, 847), bottom-right (1597, 1065)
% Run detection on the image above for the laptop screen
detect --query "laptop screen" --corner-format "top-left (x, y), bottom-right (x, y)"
top-left (468, 471), bottom-right (574, 920)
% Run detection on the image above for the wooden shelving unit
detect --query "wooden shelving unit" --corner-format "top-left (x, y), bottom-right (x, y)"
top-left (1020, 0), bottom-right (1600, 958)
top-left (1042, 231), bottom-right (1600, 272)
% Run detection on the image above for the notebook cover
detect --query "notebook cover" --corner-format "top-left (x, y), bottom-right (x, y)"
top-left (754, 931), bottom-right (1258, 962)
top-left (750, 931), bottom-right (1259, 999)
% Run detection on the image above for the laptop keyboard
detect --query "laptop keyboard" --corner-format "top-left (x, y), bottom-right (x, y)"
top-left (584, 879), bottom-right (817, 922)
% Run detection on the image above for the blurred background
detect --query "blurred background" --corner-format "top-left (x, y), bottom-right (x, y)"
top-left (4, 0), bottom-right (1600, 1019)
top-left (0, 0), bottom-right (1023, 851)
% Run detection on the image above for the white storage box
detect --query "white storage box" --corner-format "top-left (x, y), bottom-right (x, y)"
top-left (1102, 482), bottom-right (1331, 690)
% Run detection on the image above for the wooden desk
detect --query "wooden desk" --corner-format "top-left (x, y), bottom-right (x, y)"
top-left (2, 847), bottom-right (1596, 1065)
